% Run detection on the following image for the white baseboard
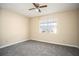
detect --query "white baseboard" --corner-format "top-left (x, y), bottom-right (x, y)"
top-left (0, 39), bottom-right (29, 49)
top-left (0, 39), bottom-right (79, 49)
top-left (31, 39), bottom-right (79, 49)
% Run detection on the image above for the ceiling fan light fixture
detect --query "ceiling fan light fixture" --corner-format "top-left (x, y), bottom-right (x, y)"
top-left (35, 9), bottom-right (38, 12)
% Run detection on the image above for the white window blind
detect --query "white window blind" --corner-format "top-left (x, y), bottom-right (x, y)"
top-left (39, 15), bottom-right (57, 33)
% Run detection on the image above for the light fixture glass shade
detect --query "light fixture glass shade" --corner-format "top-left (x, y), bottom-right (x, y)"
top-left (35, 9), bottom-right (38, 12)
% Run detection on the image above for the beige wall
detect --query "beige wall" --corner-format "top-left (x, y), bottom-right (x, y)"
top-left (0, 8), bottom-right (79, 48)
top-left (30, 10), bottom-right (79, 48)
top-left (78, 9), bottom-right (79, 47)
top-left (0, 8), bottom-right (29, 47)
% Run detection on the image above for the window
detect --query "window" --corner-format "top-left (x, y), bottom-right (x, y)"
top-left (39, 16), bottom-right (57, 33)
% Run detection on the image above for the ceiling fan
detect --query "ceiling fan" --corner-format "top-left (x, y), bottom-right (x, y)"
top-left (28, 3), bottom-right (47, 13)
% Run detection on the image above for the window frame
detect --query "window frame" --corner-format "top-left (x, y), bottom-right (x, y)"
top-left (39, 19), bottom-right (57, 33)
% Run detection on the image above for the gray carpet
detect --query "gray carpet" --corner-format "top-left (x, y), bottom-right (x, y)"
top-left (0, 40), bottom-right (79, 56)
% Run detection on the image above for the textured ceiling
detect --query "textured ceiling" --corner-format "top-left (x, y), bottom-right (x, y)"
top-left (0, 3), bottom-right (79, 17)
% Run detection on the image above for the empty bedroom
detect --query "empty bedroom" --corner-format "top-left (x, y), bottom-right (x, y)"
top-left (0, 3), bottom-right (79, 56)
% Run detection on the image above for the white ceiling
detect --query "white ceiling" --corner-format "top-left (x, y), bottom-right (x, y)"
top-left (0, 3), bottom-right (79, 17)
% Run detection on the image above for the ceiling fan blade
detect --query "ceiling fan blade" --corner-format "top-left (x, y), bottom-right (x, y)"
top-left (39, 5), bottom-right (47, 8)
top-left (33, 3), bottom-right (39, 8)
top-left (29, 8), bottom-right (36, 10)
